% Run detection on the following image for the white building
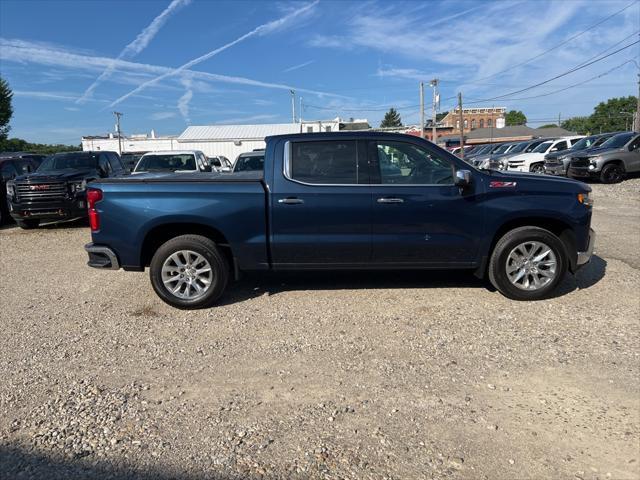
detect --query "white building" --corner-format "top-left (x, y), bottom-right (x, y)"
top-left (81, 118), bottom-right (369, 163)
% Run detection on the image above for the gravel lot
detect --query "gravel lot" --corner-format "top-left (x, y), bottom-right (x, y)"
top-left (1, 179), bottom-right (639, 480)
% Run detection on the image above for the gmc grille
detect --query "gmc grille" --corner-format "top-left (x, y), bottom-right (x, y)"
top-left (15, 182), bottom-right (67, 202)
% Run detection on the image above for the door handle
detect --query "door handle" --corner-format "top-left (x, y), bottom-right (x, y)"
top-left (278, 197), bottom-right (304, 205)
top-left (377, 197), bottom-right (404, 204)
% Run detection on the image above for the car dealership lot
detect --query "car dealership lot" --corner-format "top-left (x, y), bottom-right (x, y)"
top-left (1, 180), bottom-right (639, 480)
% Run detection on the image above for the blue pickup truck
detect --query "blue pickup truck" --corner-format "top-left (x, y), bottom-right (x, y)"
top-left (84, 132), bottom-right (595, 308)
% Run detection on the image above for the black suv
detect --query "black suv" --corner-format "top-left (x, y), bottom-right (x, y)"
top-left (1, 153), bottom-right (45, 225)
top-left (6, 151), bottom-right (125, 229)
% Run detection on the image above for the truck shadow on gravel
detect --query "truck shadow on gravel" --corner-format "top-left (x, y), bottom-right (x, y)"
top-left (219, 255), bottom-right (607, 305)
top-left (0, 444), bottom-right (234, 480)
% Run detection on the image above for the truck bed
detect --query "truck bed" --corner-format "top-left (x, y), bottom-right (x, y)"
top-left (89, 172), bottom-right (268, 271)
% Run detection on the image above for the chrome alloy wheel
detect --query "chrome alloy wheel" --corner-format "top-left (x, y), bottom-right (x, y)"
top-left (506, 241), bottom-right (557, 291)
top-left (161, 250), bottom-right (213, 300)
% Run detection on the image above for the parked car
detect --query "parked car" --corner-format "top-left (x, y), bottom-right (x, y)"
top-left (470, 143), bottom-right (508, 167)
top-left (506, 136), bottom-right (584, 173)
top-left (133, 150), bottom-right (212, 174)
top-left (567, 131), bottom-right (640, 183)
top-left (1, 155), bottom-right (43, 224)
top-left (484, 139), bottom-right (550, 171)
top-left (0, 151), bottom-right (47, 168)
top-left (6, 151), bottom-right (125, 229)
top-left (84, 132), bottom-right (595, 308)
top-left (208, 155), bottom-right (232, 172)
top-left (233, 151), bottom-right (265, 172)
top-left (463, 144), bottom-right (493, 160)
top-left (544, 133), bottom-right (617, 176)
top-left (121, 152), bottom-right (148, 171)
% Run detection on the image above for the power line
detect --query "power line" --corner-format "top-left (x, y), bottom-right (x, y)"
top-left (465, 40), bottom-right (639, 104)
top-left (487, 59), bottom-right (636, 102)
top-left (473, 0), bottom-right (639, 82)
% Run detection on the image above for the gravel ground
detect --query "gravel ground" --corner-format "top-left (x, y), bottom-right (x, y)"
top-left (0, 179), bottom-right (639, 480)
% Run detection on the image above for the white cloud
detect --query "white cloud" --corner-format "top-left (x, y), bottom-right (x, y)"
top-left (149, 111), bottom-right (177, 120)
top-left (13, 90), bottom-right (107, 103)
top-left (177, 75), bottom-right (193, 123)
top-left (0, 37), bottom-right (346, 100)
top-left (78, 0), bottom-right (191, 103)
top-left (108, 0), bottom-right (320, 107)
top-left (283, 60), bottom-right (315, 73)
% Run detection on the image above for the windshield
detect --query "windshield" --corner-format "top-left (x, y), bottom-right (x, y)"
top-left (494, 144), bottom-right (511, 154)
top-left (599, 132), bottom-right (635, 149)
top-left (234, 154), bottom-right (264, 172)
top-left (508, 142), bottom-right (528, 154)
top-left (37, 153), bottom-right (97, 172)
top-left (532, 141), bottom-right (553, 153)
top-left (569, 136), bottom-right (595, 151)
top-left (135, 154), bottom-right (196, 172)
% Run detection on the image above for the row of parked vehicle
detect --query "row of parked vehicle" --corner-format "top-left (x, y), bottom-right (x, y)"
top-left (1, 149), bottom-right (265, 228)
top-left (454, 131), bottom-right (640, 184)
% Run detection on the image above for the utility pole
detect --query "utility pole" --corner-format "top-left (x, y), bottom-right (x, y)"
top-left (113, 111), bottom-right (123, 155)
top-left (636, 73), bottom-right (640, 132)
top-left (290, 90), bottom-right (296, 123)
top-left (558, 112), bottom-right (561, 127)
top-left (457, 93), bottom-right (464, 160)
top-left (419, 82), bottom-right (425, 139)
top-left (430, 79), bottom-right (439, 145)
top-left (299, 96), bottom-right (303, 132)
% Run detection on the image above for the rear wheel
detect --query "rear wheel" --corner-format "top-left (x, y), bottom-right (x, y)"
top-left (17, 219), bottom-right (40, 229)
top-left (600, 163), bottom-right (624, 184)
top-left (488, 227), bottom-right (567, 300)
top-left (530, 163), bottom-right (545, 174)
top-left (149, 234), bottom-right (229, 309)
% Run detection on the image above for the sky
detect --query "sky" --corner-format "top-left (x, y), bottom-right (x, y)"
top-left (0, 0), bottom-right (638, 144)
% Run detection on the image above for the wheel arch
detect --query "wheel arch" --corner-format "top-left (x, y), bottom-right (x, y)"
top-left (476, 216), bottom-right (577, 278)
top-left (140, 222), bottom-right (236, 276)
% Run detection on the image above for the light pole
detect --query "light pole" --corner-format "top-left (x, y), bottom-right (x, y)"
top-left (290, 90), bottom-right (296, 123)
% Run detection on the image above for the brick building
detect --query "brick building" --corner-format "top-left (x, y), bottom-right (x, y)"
top-left (440, 107), bottom-right (506, 133)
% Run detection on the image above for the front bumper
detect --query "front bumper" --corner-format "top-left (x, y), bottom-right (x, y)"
top-left (507, 165), bottom-right (527, 172)
top-left (568, 167), bottom-right (598, 179)
top-left (85, 243), bottom-right (120, 270)
top-left (576, 228), bottom-right (596, 268)
top-left (544, 163), bottom-right (567, 176)
top-left (8, 198), bottom-right (87, 221)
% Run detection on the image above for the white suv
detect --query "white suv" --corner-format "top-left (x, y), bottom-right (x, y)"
top-left (507, 136), bottom-right (584, 173)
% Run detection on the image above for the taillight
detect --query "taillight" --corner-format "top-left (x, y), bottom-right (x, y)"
top-left (87, 188), bottom-right (103, 231)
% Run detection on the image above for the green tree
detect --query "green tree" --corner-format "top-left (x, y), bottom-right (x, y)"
top-left (0, 76), bottom-right (13, 141)
top-left (590, 96), bottom-right (636, 132)
top-left (561, 116), bottom-right (592, 134)
top-left (538, 123), bottom-right (558, 129)
top-left (504, 110), bottom-right (527, 126)
top-left (380, 108), bottom-right (402, 128)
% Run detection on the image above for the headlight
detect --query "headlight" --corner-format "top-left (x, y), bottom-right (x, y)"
top-left (577, 192), bottom-right (593, 207)
top-left (70, 180), bottom-right (87, 192)
top-left (6, 181), bottom-right (14, 197)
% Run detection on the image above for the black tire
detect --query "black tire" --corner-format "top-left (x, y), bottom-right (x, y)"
top-left (149, 234), bottom-right (229, 309)
top-left (530, 163), bottom-right (545, 174)
top-left (17, 219), bottom-right (40, 229)
top-left (488, 226), bottom-right (567, 301)
top-left (599, 163), bottom-right (624, 184)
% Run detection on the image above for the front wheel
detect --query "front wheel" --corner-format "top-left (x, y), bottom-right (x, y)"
top-left (600, 163), bottom-right (624, 184)
top-left (530, 163), bottom-right (545, 174)
top-left (149, 234), bottom-right (229, 309)
top-left (488, 227), bottom-right (567, 300)
top-left (17, 219), bottom-right (40, 229)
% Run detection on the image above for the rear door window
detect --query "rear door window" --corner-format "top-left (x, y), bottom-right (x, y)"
top-left (288, 141), bottom-right (358, 184)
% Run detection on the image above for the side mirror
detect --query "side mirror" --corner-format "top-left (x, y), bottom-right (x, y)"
top-left (454, 169), bottom-right (472, 187)
top-left (202, 164), bottom-right (212, 172)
